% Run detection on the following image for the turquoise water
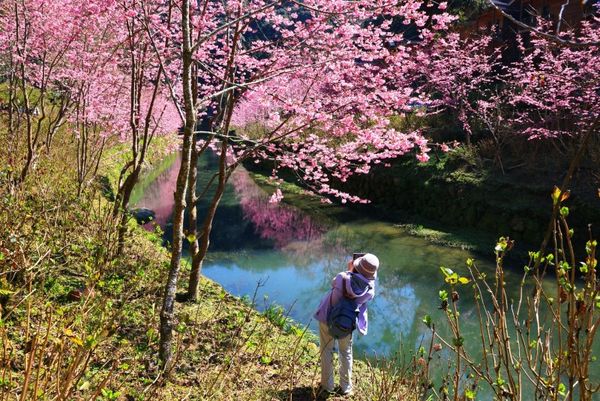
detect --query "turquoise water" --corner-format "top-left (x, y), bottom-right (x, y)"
top-left (133, 152), bottom-right (600, 399)
top-left (133, 152), bottom-right (501, 357)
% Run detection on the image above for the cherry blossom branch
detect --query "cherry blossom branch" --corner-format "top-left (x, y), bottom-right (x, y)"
top-left (484, 0), bottom-right (600, 47)
top-left (191, 1), bottom-right (281, 52)
top-left (140, 2), bottom-right (186, 125)
top-left (194, 66), bottom-right (303, 106)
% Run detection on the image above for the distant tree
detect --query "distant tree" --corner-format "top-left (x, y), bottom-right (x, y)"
top-left (111, 0), bottom-right (181, 255)
top-left (0, 0), bottom-right (124, 187)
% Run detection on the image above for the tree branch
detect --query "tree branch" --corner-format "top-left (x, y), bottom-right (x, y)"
top-left (485, 0), bottom-right (600, 48)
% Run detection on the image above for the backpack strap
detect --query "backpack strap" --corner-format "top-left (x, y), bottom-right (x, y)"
top-left (342, 275), bottom-right (355, 299)
top-left (346, 272), bottom-right (372, 297)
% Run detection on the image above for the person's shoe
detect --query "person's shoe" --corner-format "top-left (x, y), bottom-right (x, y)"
top-left (339, 387), bottom-right (354, 397)
top-left (317, 385), bottom-right (335, 398)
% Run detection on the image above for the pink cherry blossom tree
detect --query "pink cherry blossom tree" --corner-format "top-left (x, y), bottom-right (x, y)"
top-left (507, 19), bottom-right (600, 141)
top-left (157, 0), bottom-right (457, 367)
top-left (506, 17), bottom-right (600, 262)
top-left (0, 0), bottom-right (125, 187)
top-left (110, 0), bottom-right (183, 255)
top-left (415, 31), bottom-right (502, 146)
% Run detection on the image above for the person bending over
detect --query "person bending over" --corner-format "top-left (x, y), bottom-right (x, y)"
top-left (314, 253), bottom-right (379, 396)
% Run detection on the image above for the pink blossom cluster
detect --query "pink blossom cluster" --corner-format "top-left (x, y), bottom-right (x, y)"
top-left (507, 18), bottom-right (600, 139)
top-left (230, 168), bottom-right (324, 248)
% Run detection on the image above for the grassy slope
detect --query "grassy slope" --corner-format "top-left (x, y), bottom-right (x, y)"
top-left (0, 131), bottom-right (418, 401)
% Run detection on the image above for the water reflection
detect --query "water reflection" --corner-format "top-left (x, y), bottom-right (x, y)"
top-left (131, 153), bottom-right (181, 229)
top-left (132, 151), bottom-right (498, 359)
top-left (134, 152), bottom-right (595, 400)
top-left (230, 169), bottom-right (325, 248)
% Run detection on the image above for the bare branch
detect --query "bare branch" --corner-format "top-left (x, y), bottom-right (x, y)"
top-left (485, 0), bottom-right (600, 48)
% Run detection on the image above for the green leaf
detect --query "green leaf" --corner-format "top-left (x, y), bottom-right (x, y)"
top-left (440, 266), bottom-right (454, 277)
top-left (452, 336), bottom-right (464, 347)
top-left (439, 290), bottom-right (448, 302)
top-left (259, 355), bottom-right (272, 365)
top-left (445, 273), bottom-right (459, 285)
top-left (465, 389), bottom-right (476, 400)
top-left (495, 237), bottom-right (510, 253)
top-left (458, 277), bottom-right (471, 284)
top-left (586, 240), bottom-right (597, 254)
top-left (560, 206), bottom-right (569, 217)
top-left (551, 186), bottom-right (569, 205)
top-left (558, 383), bottom-right (566, 396)
top-left (422, 314), bottom-right (432, 328)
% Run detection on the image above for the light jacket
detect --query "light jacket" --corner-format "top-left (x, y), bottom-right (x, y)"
top-left (314, 271), bottom-right (375, 335)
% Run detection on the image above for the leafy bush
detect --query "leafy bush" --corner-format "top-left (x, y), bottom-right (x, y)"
top-left (420, 188), bottom-right (600, 401)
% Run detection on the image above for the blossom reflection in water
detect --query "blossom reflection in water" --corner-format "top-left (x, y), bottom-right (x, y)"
top-left (135, 154), bottom-right (181, 229)
top-left (230, 168), bottom-right (325, 249)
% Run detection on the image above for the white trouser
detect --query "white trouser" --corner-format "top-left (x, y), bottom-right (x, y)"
top-left (319, 321), bottom-right (353, 393)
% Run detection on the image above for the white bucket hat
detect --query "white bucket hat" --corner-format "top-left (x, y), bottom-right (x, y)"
top-left (353, 253), bottom-right (379, 279)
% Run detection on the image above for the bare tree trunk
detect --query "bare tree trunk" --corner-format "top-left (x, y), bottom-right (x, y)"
top-left (114, 166), bottom-right (141, 255)
top-left (17, 61), bottom-right (35, 185)
top-left (159, 0), bottom-right (195, 370)
top-left (6, 54), bottom-right (18, 189)
top-left (185, 8), bottom-right (242, 301)
top-left (184, 139), bottom-right (200, 301)
top-left (187, 141), bottom-right (228, 301)
top-left (112, 44), bottom-right (164, 254)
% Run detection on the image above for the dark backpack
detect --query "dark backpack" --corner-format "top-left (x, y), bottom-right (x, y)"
top-left (327, 285), bottom-right (359, 339)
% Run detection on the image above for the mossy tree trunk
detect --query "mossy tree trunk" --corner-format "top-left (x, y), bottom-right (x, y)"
top-left (159, 0), bottom-right (195, 370)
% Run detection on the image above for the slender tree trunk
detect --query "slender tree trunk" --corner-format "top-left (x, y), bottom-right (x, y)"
top-left (159, 0), bottom-right (196, 370)
top-left (18, 63), bottom-right (34, 185)
top-left (113, 53), bottom-right (163, 254)
top-left (187, 142), bottom-right (227, 301)
top-left (185, 8), bottom-right (242, 301)
top-left (185, 140), bottom-right (200, 301)
top-left (114, 166), bottom-right (141, 255)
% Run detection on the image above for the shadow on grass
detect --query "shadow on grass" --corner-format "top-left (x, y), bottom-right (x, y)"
top-left (275, 385), bottom-right (354, 401)
top-left (275, 385), bottom-right (317, 401)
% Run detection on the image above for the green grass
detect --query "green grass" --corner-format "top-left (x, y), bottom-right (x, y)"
top-left (0, 124), bottom-right (419, 400)
top-left (100, 135), bottom-right (179, 194)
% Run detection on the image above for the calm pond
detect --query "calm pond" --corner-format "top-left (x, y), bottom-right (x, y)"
top-left (131, 152), bottom-right (600, 401)
top-left (131, 152), bottom-right (510, 358)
